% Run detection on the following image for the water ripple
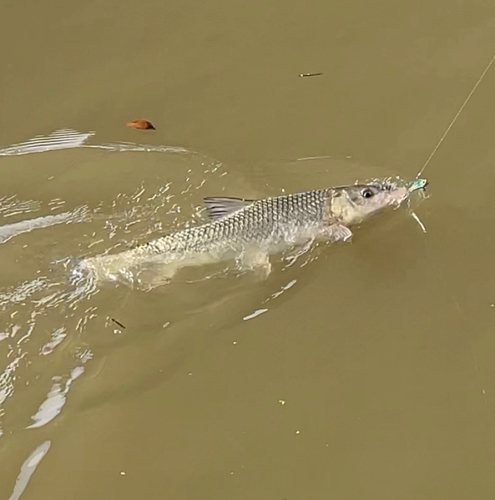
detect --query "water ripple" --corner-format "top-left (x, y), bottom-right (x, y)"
top-left (0, 130), bottom-right (228, 439)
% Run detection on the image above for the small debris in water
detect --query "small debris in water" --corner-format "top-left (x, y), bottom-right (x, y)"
top-left (243, 309), bottom-right (268, 321)
top-left (299, 72), bottom-right (323, 77)
top-left (110, 318), bottom-right (126, 329)
top-left (411, 211), bottom-right (427, 233)
top-left (279, 399), bottom-right (286, 405)
top-left (295, 430), bottom-right (300, 435)
top-left (296, 155), bottom-right (331, 161)
top-left (126, 120), bottom-right (155, 130)
top-left (120, 471), bottom-right (126, 476)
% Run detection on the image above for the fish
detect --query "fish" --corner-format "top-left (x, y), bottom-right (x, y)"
top-left (74, 178), bottom-right (428, 288)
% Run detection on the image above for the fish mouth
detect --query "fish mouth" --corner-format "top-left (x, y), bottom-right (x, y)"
top-left (389, 187), bottom-right (409, 207)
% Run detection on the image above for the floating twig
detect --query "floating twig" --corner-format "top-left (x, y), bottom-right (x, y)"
top-left (110, 317), bottom-right (127, 329)
top-left (299, 73), bottom-right (323, 78)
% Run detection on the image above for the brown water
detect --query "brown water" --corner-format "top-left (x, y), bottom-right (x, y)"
top-left (2, 0), bottom-right (495, 498)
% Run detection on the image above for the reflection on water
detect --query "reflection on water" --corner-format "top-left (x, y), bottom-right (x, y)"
top-left (0, 129), bottom-right (189, 157)
top-left (8, 441), bottom-right (51, 500)
top-left (0, 129), bottom-right (94, 157)
top-left (28, 365), bottom-right (85, 429)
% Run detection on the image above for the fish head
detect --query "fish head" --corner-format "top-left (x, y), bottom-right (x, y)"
top-left (330, 180), bottom-right (411, 226)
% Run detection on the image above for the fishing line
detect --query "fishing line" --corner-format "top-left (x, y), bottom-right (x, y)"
top-left (417, 52), bottom-right (495, 177)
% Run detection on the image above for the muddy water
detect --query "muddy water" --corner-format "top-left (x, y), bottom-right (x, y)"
top-left (2, 0), bottom-right (495, 498)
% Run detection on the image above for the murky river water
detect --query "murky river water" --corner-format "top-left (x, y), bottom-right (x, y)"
top-left (2, 0), bottom-right (495, 498)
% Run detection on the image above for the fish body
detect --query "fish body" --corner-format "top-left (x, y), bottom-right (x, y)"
top-left (76, 179), bottom-right (426, 287)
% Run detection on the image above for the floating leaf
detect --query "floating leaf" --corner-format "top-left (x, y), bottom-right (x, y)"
top-left (126, 120), bottom-right (155, 130)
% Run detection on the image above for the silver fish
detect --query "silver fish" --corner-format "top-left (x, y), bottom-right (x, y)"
top-left (75, 178), bottom-right (427, 287)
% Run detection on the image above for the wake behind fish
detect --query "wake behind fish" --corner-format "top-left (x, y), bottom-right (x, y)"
top-left (0, 132), bottom-right (233, 438)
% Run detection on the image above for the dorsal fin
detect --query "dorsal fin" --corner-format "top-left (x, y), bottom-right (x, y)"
top-left (203, 197), bottom-right (253, 220)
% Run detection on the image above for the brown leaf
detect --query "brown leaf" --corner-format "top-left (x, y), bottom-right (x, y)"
top-left (126, 120), bottom-right (155, 130)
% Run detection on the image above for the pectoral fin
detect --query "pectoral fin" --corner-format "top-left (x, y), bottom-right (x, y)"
top-left (322, 223), bottom-right (353, 243)
top-left (135, 261), bottom-right (180, 290)
top-left (237, 248), bottom-right (272, 280)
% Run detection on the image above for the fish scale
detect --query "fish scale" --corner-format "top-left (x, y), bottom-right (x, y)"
top-left (140, 189), bottom-right (331, 256)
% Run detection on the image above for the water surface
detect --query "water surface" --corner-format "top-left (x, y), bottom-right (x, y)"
top-left (2, 0), bottom-right (495, 499)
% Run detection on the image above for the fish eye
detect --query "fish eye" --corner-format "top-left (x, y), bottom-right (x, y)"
top-left (361, 188), bottom-right (374, 199)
